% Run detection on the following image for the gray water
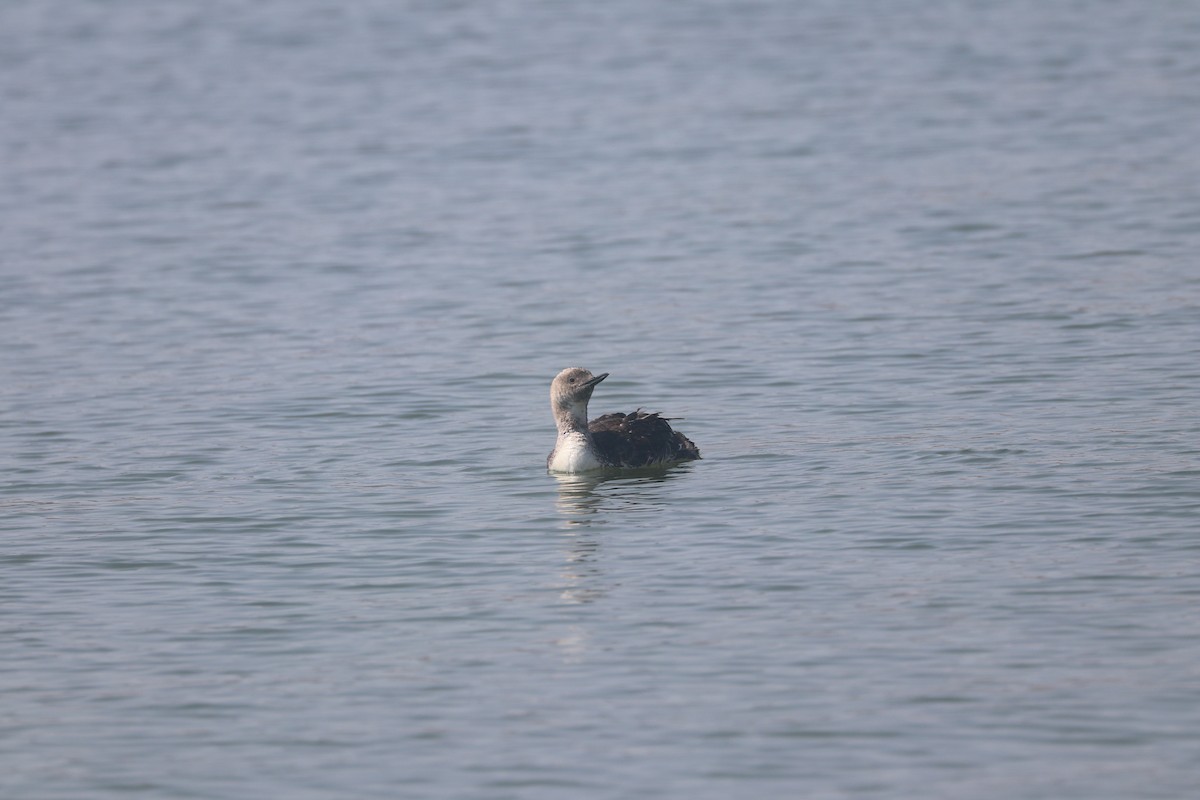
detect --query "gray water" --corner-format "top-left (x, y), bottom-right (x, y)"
top-left (3, 1), bottom-right (1200, 797)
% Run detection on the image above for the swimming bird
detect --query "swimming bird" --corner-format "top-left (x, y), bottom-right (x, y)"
top-left (546, 367), bottom-right (701, 473)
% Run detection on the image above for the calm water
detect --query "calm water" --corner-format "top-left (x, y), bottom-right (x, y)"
top-left (3, 1), bottom-right (1200, 797)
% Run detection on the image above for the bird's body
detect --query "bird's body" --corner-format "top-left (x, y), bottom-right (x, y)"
top-left (546, 368), bottom-right (700, 473)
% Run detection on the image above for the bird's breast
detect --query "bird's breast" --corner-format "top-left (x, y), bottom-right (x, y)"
top-left (548, 432), bottom-right (603, 473)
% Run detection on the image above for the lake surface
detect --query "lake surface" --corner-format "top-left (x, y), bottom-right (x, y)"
top-left (3, 1), bottom-right (1199, 797)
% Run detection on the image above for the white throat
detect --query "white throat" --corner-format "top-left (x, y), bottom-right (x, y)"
top-left (548, 431), bottom-right (602, 473)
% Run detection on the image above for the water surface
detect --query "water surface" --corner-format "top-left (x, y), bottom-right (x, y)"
top-left (3, 1), bottom-right (1199, 798)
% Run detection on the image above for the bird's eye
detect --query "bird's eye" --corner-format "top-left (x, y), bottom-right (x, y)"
top-left (568, 377), bottom-right (576, 384)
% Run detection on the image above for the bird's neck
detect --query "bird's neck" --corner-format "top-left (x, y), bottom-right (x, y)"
top-left (554, 400), bottom-right (590, 436)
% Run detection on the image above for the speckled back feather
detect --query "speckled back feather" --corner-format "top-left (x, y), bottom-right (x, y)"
top-left (588, 410), bottom-right (701, 468)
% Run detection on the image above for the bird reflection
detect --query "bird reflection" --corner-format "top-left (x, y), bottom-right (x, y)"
top-left (551, 467), bottom-right (686, 522)
top-left (552, 473), bottom-right (612, 606)
top-left (552, 472), bottom-right (611, 522)
top-left (557, 538), bottom-right (603, 605)
top-left (548, 468), bottom-right (692, 660)
top-left (550, 468), bottom-right (689, 606)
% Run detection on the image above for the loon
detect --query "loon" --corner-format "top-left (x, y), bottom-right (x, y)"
top-left (546, 367), bottom-right (701, 473)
